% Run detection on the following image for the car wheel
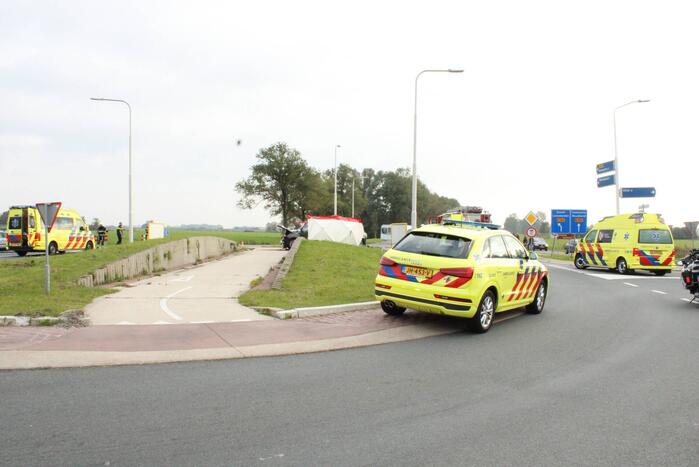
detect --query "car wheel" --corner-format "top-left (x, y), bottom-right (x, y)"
top-left (526, 280), bottom-right (547, 314)
top-left (616, 257), bottom-right (631, 275)
top-left (48, 242), bottom-right (59, 255)
top-left (16, 251), bottom-right (27, 257)
top-left (380, 300), bottom-right (406, 316)
top-left (469, 290), bottom-right (496, 333)
top-left (653, 270), bottom-right (669, 276)
top-left (574, 254), bottom-right (587, 269)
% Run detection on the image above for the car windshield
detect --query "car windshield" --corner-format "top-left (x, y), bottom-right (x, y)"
top-left (393, 231), bottom-right (472, 259)
top-left (638, 229), bottom-right (673, 244)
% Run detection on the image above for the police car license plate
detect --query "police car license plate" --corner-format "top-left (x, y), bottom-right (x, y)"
top-left (405, 266), bottom-right (433, 278)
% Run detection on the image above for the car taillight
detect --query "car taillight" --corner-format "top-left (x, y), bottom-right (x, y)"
top-left (380, 256), bottom-right (398, 267)
top-left (439, 267), bottom-right (474, 278)
top-left (685, 275), bottom-right (691, 285)
top-left (434, 294), bottom-right (471, 303)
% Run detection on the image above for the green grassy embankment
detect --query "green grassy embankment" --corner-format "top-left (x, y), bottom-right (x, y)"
top-left (239, 240), bottom-right (383, 309)
top-left (0, 230), bottom-right (278, 317)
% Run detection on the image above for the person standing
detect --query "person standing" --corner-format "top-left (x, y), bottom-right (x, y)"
top-left (116, 222), bottom-right (124, 245)
top-left (97, 224), bottom-right (107, 247)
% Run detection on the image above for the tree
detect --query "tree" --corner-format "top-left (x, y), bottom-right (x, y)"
top-left (235, 142), bottom-right (315, 226)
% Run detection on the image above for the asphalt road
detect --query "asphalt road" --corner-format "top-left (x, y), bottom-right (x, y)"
top-left (3, 263), bottom-right (699, 466)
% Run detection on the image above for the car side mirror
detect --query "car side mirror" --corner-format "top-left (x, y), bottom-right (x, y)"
top-left (528, 252), bottom-right (538, 261)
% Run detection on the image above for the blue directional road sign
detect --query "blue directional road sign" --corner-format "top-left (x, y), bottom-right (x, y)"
top-left (571, 210), bottom-right (588, 233)
top-left (551, 209), bottom-right (587, 235)
top-left (551, 209), bottom-right (571, 235)
top-left (597, 174), bottom-right (616, 188)
top-left (620, 187), bottom-right (656, 198)
top-left (596, 160), bottom-right (615, 174)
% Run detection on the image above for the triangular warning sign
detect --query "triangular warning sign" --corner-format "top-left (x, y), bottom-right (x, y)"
top-left (36, 202), bottom-right (62, 232)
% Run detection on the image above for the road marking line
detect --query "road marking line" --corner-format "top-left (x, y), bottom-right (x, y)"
top-left (116, 321), bottom-right (135, 325)
top-left (171, 275), bottom-right (194, 282)
top-left (191, 320), bottom-right (214, 324)
top-left (624, 282), bottom-right (639, 287)
top-left (651, 290), bottom-right (667, 295)
top-left (159, 286), bottom-right (191, 321)
top-left (682, 298), bottom-right (692, 302)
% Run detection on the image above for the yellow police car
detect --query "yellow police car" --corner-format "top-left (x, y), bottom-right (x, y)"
top-left (5, 205), bottom-right (95, 256)
top-left (375, 223), bottom-right (549, 333)
top-left (574, 213), bottom-right (675, 275)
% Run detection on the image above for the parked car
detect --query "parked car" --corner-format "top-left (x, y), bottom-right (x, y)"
top-left (531, 237), bottom-right (548, 251)
top-left (564, 239), bottom-right (578, 255)
top-left (0, 230), bottom-right (6, 251)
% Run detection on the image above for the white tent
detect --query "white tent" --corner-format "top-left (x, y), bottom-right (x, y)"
top-left (307, 216), bottom-right (366, 246)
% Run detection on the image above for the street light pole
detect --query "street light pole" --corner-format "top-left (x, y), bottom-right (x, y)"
top-left (334, 144), bottom-right (341, 216)
top-left (613, 99), bottom-right (650, 215)
top-left (90, 97), bottom-right (134, 242)
top-left (351, 176), bottom-right (355, 218)
top-left (411, 69), bottom-right (463, 229)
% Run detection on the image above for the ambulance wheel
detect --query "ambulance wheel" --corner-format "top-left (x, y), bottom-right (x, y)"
top-left (380, 300), bottom-right (405, 316)
top-left (574, 254), bottom-right (587, 269)
top-left (616, 257), bottom-right (632, 275)
top-left (85, 241), bottom-right (94, 250)
top-left (16, 251), bottom-right (27, 257)
top-left (526, 280), bottom-right (547, 314)
top-left (48, 242), bottom-right (59, 255)
top-left (469, 290), bottom-right (495, 333)
top-left (653, 270), bottom-right (670, 276)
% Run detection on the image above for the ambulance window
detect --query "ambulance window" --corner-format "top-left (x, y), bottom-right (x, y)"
top-left (9, 217), bottom-right (21, 229)
top-left (29, 215), bottom-right (36, 229)
top-left (486, 236), bottom-right (509, 259)
top-left (55, 217), bottom-right (74, 230)
top-left (584, 230), bottom-right (597, 243)
top-left (503, 235), bottom-right (528, 259)
top-left (597, 230), bottom-right (613, 243)
top-left (638, 229), bottom-right (673, 244)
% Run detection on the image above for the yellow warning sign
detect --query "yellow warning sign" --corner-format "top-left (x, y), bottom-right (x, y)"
top-left (525, 211), bottom-right (538, 226)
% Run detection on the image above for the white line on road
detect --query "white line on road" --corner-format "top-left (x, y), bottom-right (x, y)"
top-left (651, 290), bottom-right (667, 295)
top-left (171, 275), bottom-right (194, 283)
top-left (624, 282), bottom-right (639, 287)
top-left (159, 286), bottom-right (191, 321)
top-left (191, 320), bottom-right (215, 324)
top-left (116, 321), bottom-right (135, 325)
top-left (681, 298), bottom-right (692, 302)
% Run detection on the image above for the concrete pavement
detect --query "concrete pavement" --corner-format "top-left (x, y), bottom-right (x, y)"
top-left (87, 246), bottom-right (286, 325)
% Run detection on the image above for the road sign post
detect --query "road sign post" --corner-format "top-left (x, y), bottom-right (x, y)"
top-left (36, 202), bottom-right (62, 294)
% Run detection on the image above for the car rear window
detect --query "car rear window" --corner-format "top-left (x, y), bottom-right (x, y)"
top-left (638, 229), bottom-right (672, 244)
top-left (393, 231), bottom-right (472, 259)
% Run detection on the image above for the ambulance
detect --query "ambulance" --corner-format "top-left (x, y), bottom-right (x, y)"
top-left (5, 206), bottom-right (95, 256)
top-left (573, 213), bottom-right (675, 275)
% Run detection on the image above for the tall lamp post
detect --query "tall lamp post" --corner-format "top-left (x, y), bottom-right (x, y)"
top-left (613, 99), bottom-right (650, 215)
top-left (90, 97), bottom-right (134, 243)
top-left (334, 144), bottom-right (341, 216)
top-left (411, 69), bottom-right (463, 229)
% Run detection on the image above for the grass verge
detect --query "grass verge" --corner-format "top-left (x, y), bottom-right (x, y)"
top-left (0, 230), bottom-right (277, 317)
top-left (239, 240), bottom-right (383, 309)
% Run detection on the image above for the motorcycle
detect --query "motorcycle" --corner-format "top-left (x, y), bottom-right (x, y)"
top-left (678, 249), bottom-right (699, 302)
top-left (277, 225), bottom-right (300, 250)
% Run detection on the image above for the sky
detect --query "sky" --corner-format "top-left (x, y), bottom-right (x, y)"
top-left (1, 0), bottom-right (698, 229)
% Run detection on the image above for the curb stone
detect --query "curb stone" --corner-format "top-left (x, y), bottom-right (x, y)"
top-left (0, 310), bottom-right (90, 327)
top-left (271, 301), bottom-right (379, 319)
top-left (271, 237), bottom-right (303, 289)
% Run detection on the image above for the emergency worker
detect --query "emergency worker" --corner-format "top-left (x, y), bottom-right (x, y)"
top-left (97, 224), bottom-right (107, 246)
top-left (116, 222), bottom-right (124, 245)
